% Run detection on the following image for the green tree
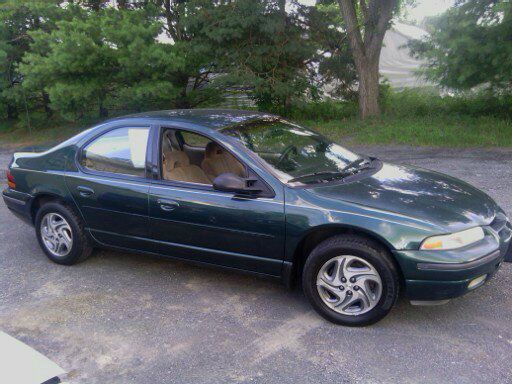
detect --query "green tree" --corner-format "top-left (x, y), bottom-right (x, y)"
top-left (69, 0), bottom-right (110, 11)
top-left (150, 0), bottom-right (220, 108)
top-left (21, 7), bottom-right (187, 119)
top-left (409, 0), bottom-right (512, 91)
top-left (188, 0), bottom-right (318, 111)
top-left (0, 0), bottom-right (64, 120)
top-left (308, 1), bottom-right (357, 99)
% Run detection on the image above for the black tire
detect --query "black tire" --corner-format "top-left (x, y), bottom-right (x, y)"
top-left (302, 234), bottom-right (399, 326)
top-left (35, 201), bottom-right (93, 265)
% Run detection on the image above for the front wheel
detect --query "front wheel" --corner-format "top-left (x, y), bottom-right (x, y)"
top-left (302, 235), bottom-right (399, 326)
top-left (35, 202), bottom-right (92, 265)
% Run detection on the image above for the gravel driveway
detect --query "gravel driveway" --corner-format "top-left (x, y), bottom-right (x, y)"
top-left (0, 145), bottom-right (511, 384)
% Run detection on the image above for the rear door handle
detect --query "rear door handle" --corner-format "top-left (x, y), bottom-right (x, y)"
top-left (77, 186), bottom-right (95, 197)
top-left (157, 199), bottom-right (180, 211)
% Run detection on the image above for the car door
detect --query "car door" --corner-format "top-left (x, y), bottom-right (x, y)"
top-left (66, 125), bottom-right (153, 250)
top-left (147, 127), bottom-right (285, 276)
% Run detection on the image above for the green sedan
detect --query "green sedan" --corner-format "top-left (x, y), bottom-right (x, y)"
top-left (3, 110), bottom-right (510, 326)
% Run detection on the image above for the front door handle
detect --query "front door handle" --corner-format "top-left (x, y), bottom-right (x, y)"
top-left (157, 199), bottom-right (180, 211)
top-left (77, 186), bottom-right (95, 197)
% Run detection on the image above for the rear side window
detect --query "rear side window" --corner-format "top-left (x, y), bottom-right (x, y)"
top-left (81, 127), bottom-right (150, 177)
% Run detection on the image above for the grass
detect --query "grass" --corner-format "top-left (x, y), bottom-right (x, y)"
top-left (2, 114), bottom-right (512, 149)
top-left (2, 90), bottom-right (512, 148)
top-left (308, 114), bottom-right (512, 147)
top-left (0, 116), bottom-right (98, 148)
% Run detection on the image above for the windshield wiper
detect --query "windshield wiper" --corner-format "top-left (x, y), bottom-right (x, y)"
top-left (288, 157), bottom-right (374, 184)
top-left (288, 171), bottom-right (346, 183)
top-left (339, 157), bottom-right (372, 173)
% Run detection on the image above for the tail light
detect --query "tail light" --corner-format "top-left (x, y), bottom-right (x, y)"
top-left (6, 170), bottom-right (15, 189)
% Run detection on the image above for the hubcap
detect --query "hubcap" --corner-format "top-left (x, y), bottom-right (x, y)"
top-left (316, 255), bottom-right (382, 316)
top-left (40, 213), bottom-right (73, 257)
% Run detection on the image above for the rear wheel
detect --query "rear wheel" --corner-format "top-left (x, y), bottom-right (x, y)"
top-left (302, 235), bottom-right (399, 326)
top-left (35, 202), bottom-right (92, 265)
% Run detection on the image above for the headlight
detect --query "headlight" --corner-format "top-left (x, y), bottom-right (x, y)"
top-left (420, 227), bottom-right (485, 250)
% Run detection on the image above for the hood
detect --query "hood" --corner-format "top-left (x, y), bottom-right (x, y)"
top-left (307, 163), bottom-right (498, 231)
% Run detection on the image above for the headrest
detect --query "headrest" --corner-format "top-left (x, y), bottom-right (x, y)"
top-left (165, 151), bottom-right (190, 171)
top-left (162, 143), bottom-right (172, 160)
top-left (205, 141), bottom-right (225, 158)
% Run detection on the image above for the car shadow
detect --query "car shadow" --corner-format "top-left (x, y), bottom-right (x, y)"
top-left (72, 247), bottom-right (512, 329)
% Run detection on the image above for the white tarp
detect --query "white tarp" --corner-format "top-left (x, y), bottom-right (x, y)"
top-left (0, 331), bottom-right (65, 384)
top-left (380, 22), bottom-right (431, 88)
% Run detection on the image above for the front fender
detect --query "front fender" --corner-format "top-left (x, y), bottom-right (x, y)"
top-left (284, 188), bottom-right (442, 262)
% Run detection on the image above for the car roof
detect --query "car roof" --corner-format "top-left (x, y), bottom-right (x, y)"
top-left (110, 109), bottom-right (277, 131)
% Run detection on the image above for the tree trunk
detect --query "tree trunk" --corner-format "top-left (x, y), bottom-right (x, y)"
top-left (174, 72), bottom-right (192, 108)
top-left (42, 91), bottom-right (53, 118)
top-left (337, 0), bottom-right (397, 119)
top-left (162, 0), bottom-right (186, 42)
top-left (99, 96), bottom-right (108, 118)
top-left (357, 58), bottom-right (380, 119)
top-left (285, 96), bottom-right (291, 109)
top-left (89, 0), bottom-right (102, 12)
top-left (99, 106), bottom-right (108, 118)
top-left (6, 104), bottom-right (18, 120)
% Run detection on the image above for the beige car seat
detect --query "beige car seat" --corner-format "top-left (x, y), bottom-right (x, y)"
top-left (201, 142), bottom-right (246, 182)
top-left (163, 145), bottom-right (211, 184)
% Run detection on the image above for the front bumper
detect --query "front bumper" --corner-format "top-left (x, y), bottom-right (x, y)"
top-left (394, 231), bottom-right (510, 301)
top-left (403, 250), bottom-right (504, 300)
top-left (2, 188), bottom-right (33, 225)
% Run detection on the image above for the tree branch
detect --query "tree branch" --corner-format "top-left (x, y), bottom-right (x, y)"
top-left (337, 0), bottom-right (364, 63)
top-left (366, 0), bottom-right (397, 58)
top-left (359, 0), bottom-right (369, 24)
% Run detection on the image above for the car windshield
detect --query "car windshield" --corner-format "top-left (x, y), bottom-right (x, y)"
top-left (222, 118), bottom-right (364, 184)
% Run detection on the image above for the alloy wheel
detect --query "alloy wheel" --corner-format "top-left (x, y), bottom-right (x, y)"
top-left (40, 212), bottom-right (73, 257)
top-left (316, 255), bottom-right (382, 316)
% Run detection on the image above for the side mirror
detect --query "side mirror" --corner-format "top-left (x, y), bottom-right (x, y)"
top-left (213, 173), bottom-right (261, 195)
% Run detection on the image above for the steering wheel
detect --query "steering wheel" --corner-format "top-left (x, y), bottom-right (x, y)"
top-left (276, 145), bottom-right (298, 167)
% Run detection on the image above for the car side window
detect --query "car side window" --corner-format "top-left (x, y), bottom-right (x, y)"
top-left (161, 129), bottom-right (246, 185)
top-left (81, 127), bottom-right (150, 177)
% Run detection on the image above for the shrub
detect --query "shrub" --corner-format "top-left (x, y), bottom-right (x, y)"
top-left (272, 88), bottom-right (512, 122)
top-left (272, 99), bottom-right (358, 121)
top-left (382, 88), bottom-right (512, 119)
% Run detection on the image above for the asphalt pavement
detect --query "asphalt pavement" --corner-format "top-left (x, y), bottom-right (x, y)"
top-left (0, 145), bottom-right (511, 384)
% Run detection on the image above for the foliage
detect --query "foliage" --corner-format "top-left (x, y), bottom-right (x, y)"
top-left (187, 0), bottom-right (322, 110)
top-left (0, 0), bottom-right (66, 120)
top-left (149, 0), bottom-right (221, 108)
top-left (281, 99), bottom-right (358, 121)
top-left (381, 88), bottom-right (512, 118)
top-left (1, 0), bottom-right (510, 143)
top-left (312, 113), bottom-right (512, 147)
top-left (21, 6), bottom-right (187, 120)
top-left (306, 1), bottom-right (357, 99)
top-left (297, 86), bottom-right (512, 122)
top-left (0, 1), bottom-right (224, 121)
top-left (288, 88), bottom-right (512, 146)
top-left (409, 0), bottom-right (512, 91)
top-left (0, 0), bottom-right (378, 122)
top-left (2, 88), bottom-right (512, 148)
